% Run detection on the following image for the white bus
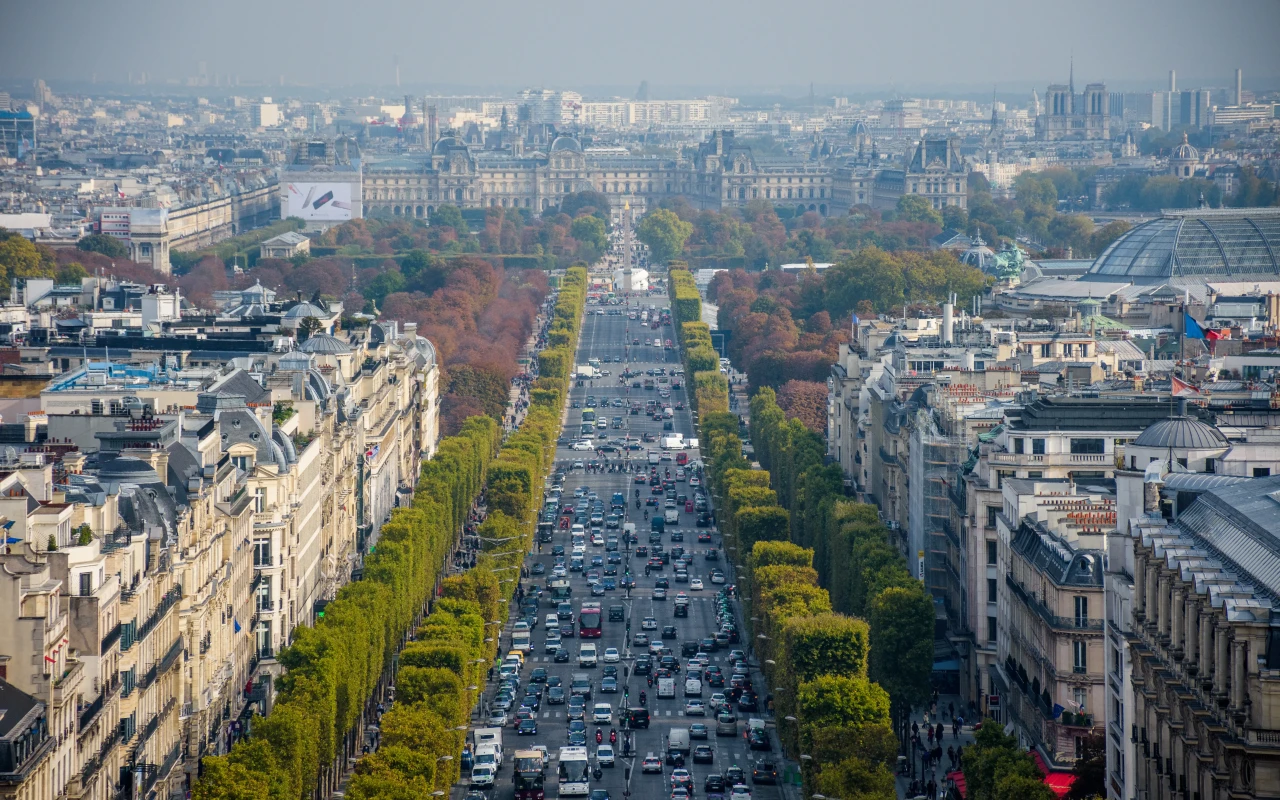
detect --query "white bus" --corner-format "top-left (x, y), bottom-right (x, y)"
top-left (557, 746), bottom-right (590, 796)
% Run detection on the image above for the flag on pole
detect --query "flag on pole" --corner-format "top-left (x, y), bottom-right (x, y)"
top-left (1171, 376), bottom-right (1201, 398)
top-left (114, 183), bottom-right (126, 199)
top-left (1184, 312), bottom-right (1207, 340)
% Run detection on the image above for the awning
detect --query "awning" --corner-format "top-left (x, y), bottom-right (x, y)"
top-left (1030, 750), bottom-right (1077, 798)
top-left (933, 659), bottom-right (961, 672)
top-left (947, 770), bottom-right (967, 799)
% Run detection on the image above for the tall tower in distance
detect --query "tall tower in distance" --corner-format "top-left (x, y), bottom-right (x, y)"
top-left (1235, 68), bottom-right (1243, 105)
top-left (1169, 69), bottom-right (1177, 93)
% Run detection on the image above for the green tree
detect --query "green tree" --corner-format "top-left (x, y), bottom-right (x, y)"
top-left (0, 232), bottom-right (56, 295)
top-left (363, 268), bottom-right (406, 306)
top-left (569, 215), bottom-right (608, 254)
top-left (1066, 732), bottom-right (1106, 800)
top-left (814, 756), bottom-right (896, 800)
top-left (57, 262), bottom-right (89, 285)
top-left (1088, 220), bottom-right (1130, 256)
top-left (895, 195), bottom-right (943, 227)
top-left (637, 208), bottom-right (693, 264)
top-left (963, 722), bottom-right (1048, 800)
top-left (76, 232), bottom-right (129, 259)
top-left (1047, 214), bottom-right (1094, 255)
top-left (431, 205), bottom-right (466, 234)
top-left (297, 316), bottom-right (323, 342)
top-left (560, 191), bottom-right (613, 224)
top-left (867, 584), bottom-right (933, 710)
top-left (941, 204), bottom-right (968, 232)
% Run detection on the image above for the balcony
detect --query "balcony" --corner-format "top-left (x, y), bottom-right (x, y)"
top-left (77, 675), bottom-right (120, 734)
top-left (1006, 574), bottom-right (1103, 632)
top-left (135, 586), bottom-right (182, 646)
top-left (53, 659), bottom-right (85, 705)
top-left (879, 446), bottom-right (901, 469)
top-left (101, 622), bottom-right (122, 653)
top-left (988, 451), bottom-right (1112, 467)
top-left (139, 638), bottom-right (183, 691)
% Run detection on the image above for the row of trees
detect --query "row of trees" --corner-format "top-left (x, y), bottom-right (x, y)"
top-left (194, 415), bottom-right (502, 800)
top-left (194, 266), bottom-right (588, 800)
top-left (668, 268), bottom-right (730, 414)
top-left (696, 412), bottom-right (895, 799)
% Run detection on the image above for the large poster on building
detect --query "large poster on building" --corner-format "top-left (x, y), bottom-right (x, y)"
top-left (285, 182), bottom-right (354, 221)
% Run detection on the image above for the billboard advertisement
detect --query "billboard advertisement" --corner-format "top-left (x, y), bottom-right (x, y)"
top-left (285, 182), bottom-right (354, 221)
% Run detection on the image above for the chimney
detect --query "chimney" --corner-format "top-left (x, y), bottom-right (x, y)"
top-left (942, 301), bottom-right (954, 345)
top-left (150, 449), bottom-right (170, 482)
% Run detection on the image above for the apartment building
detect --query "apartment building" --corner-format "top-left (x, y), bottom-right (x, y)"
top-left (0, 321), bottom-right (440, 800)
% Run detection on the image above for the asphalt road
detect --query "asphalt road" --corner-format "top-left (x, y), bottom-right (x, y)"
top-left (461, 289), bottom-right (784, 800)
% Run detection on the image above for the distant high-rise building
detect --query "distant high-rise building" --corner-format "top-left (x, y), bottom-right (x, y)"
top-left (251, 102), bottom-right (280, 128)
top-left (1169, 69), bottom-right (1177, 92)
top-left (1235, 68), bottom-right (1243, 106)
top-left (636, 80), bottom-right (650, 102)
top-left (0, 109), bottom-right (36, 158)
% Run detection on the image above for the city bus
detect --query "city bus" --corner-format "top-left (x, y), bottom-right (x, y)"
top-left (557, 746), bottom-right (590, 796)
top-left (578, 602), bottom-right (602, 639)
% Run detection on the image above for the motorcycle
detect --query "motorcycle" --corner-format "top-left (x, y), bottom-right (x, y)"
top-left (639, 691), bottom-right (647, 706)
top-left (595, 728), bottom-right (603, 744)
top-left (610, 729), bottom-right (617, 744)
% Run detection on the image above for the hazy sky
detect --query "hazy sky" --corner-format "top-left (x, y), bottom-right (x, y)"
top-left (3, 0), bottom-right (1278, 95)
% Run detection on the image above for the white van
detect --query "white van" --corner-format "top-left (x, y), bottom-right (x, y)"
top-left (664, 508), bottom-right (679, 525)
top-left (684, 677), bottom-right (702, 697)
top-left (579, 643), bottom-right (598, 667)
top-left (546, 613), bottom-right (560, 629)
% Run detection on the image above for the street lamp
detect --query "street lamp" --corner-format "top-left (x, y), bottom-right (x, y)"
top-left (800, 754), bottom-right (812, 761)
top-left (785, 716), bottom-right (797, 723)
top-left (437, 755), bottom-right (453, 762)
top-left (765, 660), bottom-right (776, 666)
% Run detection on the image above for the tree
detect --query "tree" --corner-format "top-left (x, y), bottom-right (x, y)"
top-left (76, 232), bottom-right (129, 259)
top-left (1066, 732), bottom-right (1106, 800)
top-left (963, 723), bottom-right (1049, 800)
top-left (431, 205), bottom-right (466, 234)
top-left (57, 262), bottom-right (89, 285)
top-left (776, 380), bottom-right (828, 433)
top-left (1088, 220), bottom-right (1130, 256)
top-left (0, 232), bottom-right (56, 295)
top-left (941, 204), bottom-right (968, 232)
top-left (297, 316), bottom-right (323, 341)
top-left (637, 208), bottom-right (693, 264)
top-left (569, 215), bottom-right (607, 254)
top-left (560, 191), bottom-right (612, 224)
top-left (895, 195), bottom-right (943, 227)
top-left (867, 584), bottom-right (933, 710)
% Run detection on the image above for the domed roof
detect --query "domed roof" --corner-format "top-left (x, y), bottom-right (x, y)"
top-left (550, 135), bottom-right (582, 153)
top-left (298, 333), bottom-right (352, 354)
top-left (1132, 416), bottom-right (1228, 450)
top-left (432, 135), bottom-right (466, 155)
top-left (99, 456), bottom-right (162, 482)
top-left (1085, 208), bottom-right (1280, 284)
top-left (284, 301), bottom-right (328, 319)
top-left (1172, 132), bottom-right (1199, 161)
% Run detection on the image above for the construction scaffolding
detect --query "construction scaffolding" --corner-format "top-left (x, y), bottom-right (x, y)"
top-left (909, 406), bottom-right (968, 637)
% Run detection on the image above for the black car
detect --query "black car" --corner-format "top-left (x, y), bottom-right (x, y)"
top-left (655, 578), bottom-right (670, 589)
top-left (547, 686), bottom-right (566, 704)
top-left (523, 693), bottom-right (541, 711)
top-left (704, 774), bottom-right (726, 793)
top-left (554, 647), bottom-right (571, 663)
top-left (747, 728), bottom-right (771, 751)
top-left (681, 641), bottom-right (700, 657)
top-left (725, 766), bottom-right (745, 786)
top-left (518, 718), bottom-right (538, 736)
top-left (752, 760), bottom-right (779, 783)
top-left (739, 693), bottom-right (760, 713)
top-left (692, 745), bottom-right (714, 764)
top-left (633, 655), bottom-right (652, 675)
top-left (531, 668), bottom-right (548, 683)
top-left (662, 625), bottom-right (679, 640)
top-left (696, 513), bottom-right (711, 528)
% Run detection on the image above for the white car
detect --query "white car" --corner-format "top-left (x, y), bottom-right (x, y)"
top-left (709, 692), bottom-right (727, 712)
top-left (690, 578), bottom-right (704, 591)
top-left (685, 699), bottom-right (705, 715)
top-left (572, 440), bottom-right (594, 451)
top-left (552, 565), bottom-right (567, 578)
top-left (603, 647), bottom-right (621, 663)
top-left (729, 785), bottom-right (752, 799)
top-left (649, 640), bottom-right (665, 655)
top-left (470, 765), bottom-right (496, 788)
top-left (596, 743), bottom-right (615, 767)
top-left (592, 703), bottom-right (613, 724)
top-left (591, 533), bottom-right (605, 546)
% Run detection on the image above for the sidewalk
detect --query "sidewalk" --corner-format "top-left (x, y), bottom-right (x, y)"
top-left (896, 693), bottom-right (978, 800)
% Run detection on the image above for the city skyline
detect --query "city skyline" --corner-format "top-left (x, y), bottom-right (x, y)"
top-left (2, 0), bottom-right (1279, 94)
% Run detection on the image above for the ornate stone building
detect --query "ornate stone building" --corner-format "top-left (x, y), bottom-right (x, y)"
top-left (1036, 67), bottom-right (1110, 141)
top-left (361, 130), bottom-right (951, 220)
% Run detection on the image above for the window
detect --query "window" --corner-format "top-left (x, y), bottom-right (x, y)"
top-left (1040, 344), bottom-right (1051, 358)
top-left (255, 488), bottom-right (266, 513)
top-left (257, 576), bottom-right (272, 612)
top-left (1073, 640), bottom-right (1088, 673)
top-left (987, 507), bottom-right (999, 531)
top-left (1013, 438), bottom-right (1024, 454)
top-left (1074, 687), bottom-right (1088, 713)
top-left (987, 578), bottom-right (998, 604)
top-left (1027, 471), bottom-right (1043, 479)
top-left (1070, 438), bottom-right (1106, 455)
top-left (253, 539), bottom-right (272, 567)
top-left (79, 572), bottom-right (93, 597)
top-left (987, 540), bottom-right (998, 565)
top-left (1254, 467), bottom-right (1272, 478)
top-left (1032, 439), bottom-right (1046, 455)
top-left (1075, 596), bottom-right (1089, 627)
top-left (987, 615), bottom-right (997, 643)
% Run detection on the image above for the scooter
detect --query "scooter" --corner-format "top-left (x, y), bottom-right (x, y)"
top-left (596, 728), bottom-right (604, 744)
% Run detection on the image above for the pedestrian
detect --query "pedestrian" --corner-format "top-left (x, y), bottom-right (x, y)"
top-left (937, 722), bottom-right (944, 743)
top-left (927, 725), bottom-right (934, 746)
top-left (952, 718), bottom-right (960, 739)
top-left (926, 776), bottom-right (937, 800)
top-left (949, 701), bottom-right (955, 721)
top-left (912, 721), bottom-right (920, 740)
top-left (947, 745), bottom-right (955, 769)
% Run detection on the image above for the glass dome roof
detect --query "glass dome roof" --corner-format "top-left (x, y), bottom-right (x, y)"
top-left (1086, 209), bottom-right (1280, 283)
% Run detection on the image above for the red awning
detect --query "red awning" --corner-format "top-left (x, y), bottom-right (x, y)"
top-left (1029, 750), bottom-right (1077, 798)
top-left (946, 770), bottom-right (967, 799)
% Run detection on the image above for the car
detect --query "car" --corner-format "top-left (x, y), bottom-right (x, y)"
top-left (517, 717), bottom-right (538, 735)
top-left (689, 723), bottom-right (709, 740)
top-left (690, 578), bottom-right (704, 591)
top-left (568, 719), bottom-right (587, 737)
top-left (633, 633), bottom-right (650, 646)
top-left (739, 694), bottom-right (761, 714)
top-left (531, 667), bottom-right (548, 683)
top-left (603, 647), bottom-right (620, 663)
top-left (522, 693), bottom-right (541, 711)
top-left (568, 731), bottom-right (588, 746)
top-left (747, 728), bottom-right (771, 751)
top-left (531, 562), bottom-right (546, 575)
top-left (596, 744), bottom-right (615, 767)
top-left (653, 587), bottom-right (667, 600)
top-left (552, 565), bottom-right (568, 578)
top-left (685, 699), bottom-right (706, 716)
top-left (642, 754), bottom-right (663, 773)
top-left (554, 647), bottom-right (571, 663)
top-left (634, 655), bottom-right (652, 675)
top-left (670, 769), bottom-right (694, 790)
top-left (545, 636), bottom-right (562, 653)
top-left (601, 676), bottom-right (618, 693)
top-left (716, 712), bottom-right (738, 736)
top-left (642, 616), bottom-right (658, 630)
top-left (751, 761), bottom-right (779, 784)
top-left (693, 744), bottom-right (714, 764)
top-left (649, 640), bottom-right (665, 655)
top-left (487, 710), bottom-right (508, 727)
top-left (729, 785), bottom-right (752, 800)
top-left (710, 570), bottom-right (726, 584)
top-left (470, 764), bottom-right (496, 788)
top-left (704, 774), bottom-right (727, 793)
top-left (590, 791), bottom-right (612, 800)
top-left (591, 584), bottom-right (605, 596)
top-left (548, 686), bottom-right (566, 704)
top-left (593, 703), bottom-right (613, 724)
top-left (709, 692), bottom-right (727, 712)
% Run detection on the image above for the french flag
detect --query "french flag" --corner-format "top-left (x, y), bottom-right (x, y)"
top-left (114, 183), bottom-right (126, 199)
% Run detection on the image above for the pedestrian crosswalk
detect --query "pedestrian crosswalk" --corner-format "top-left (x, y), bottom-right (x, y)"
top-left (539, 708), bottom-right (704, 719)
